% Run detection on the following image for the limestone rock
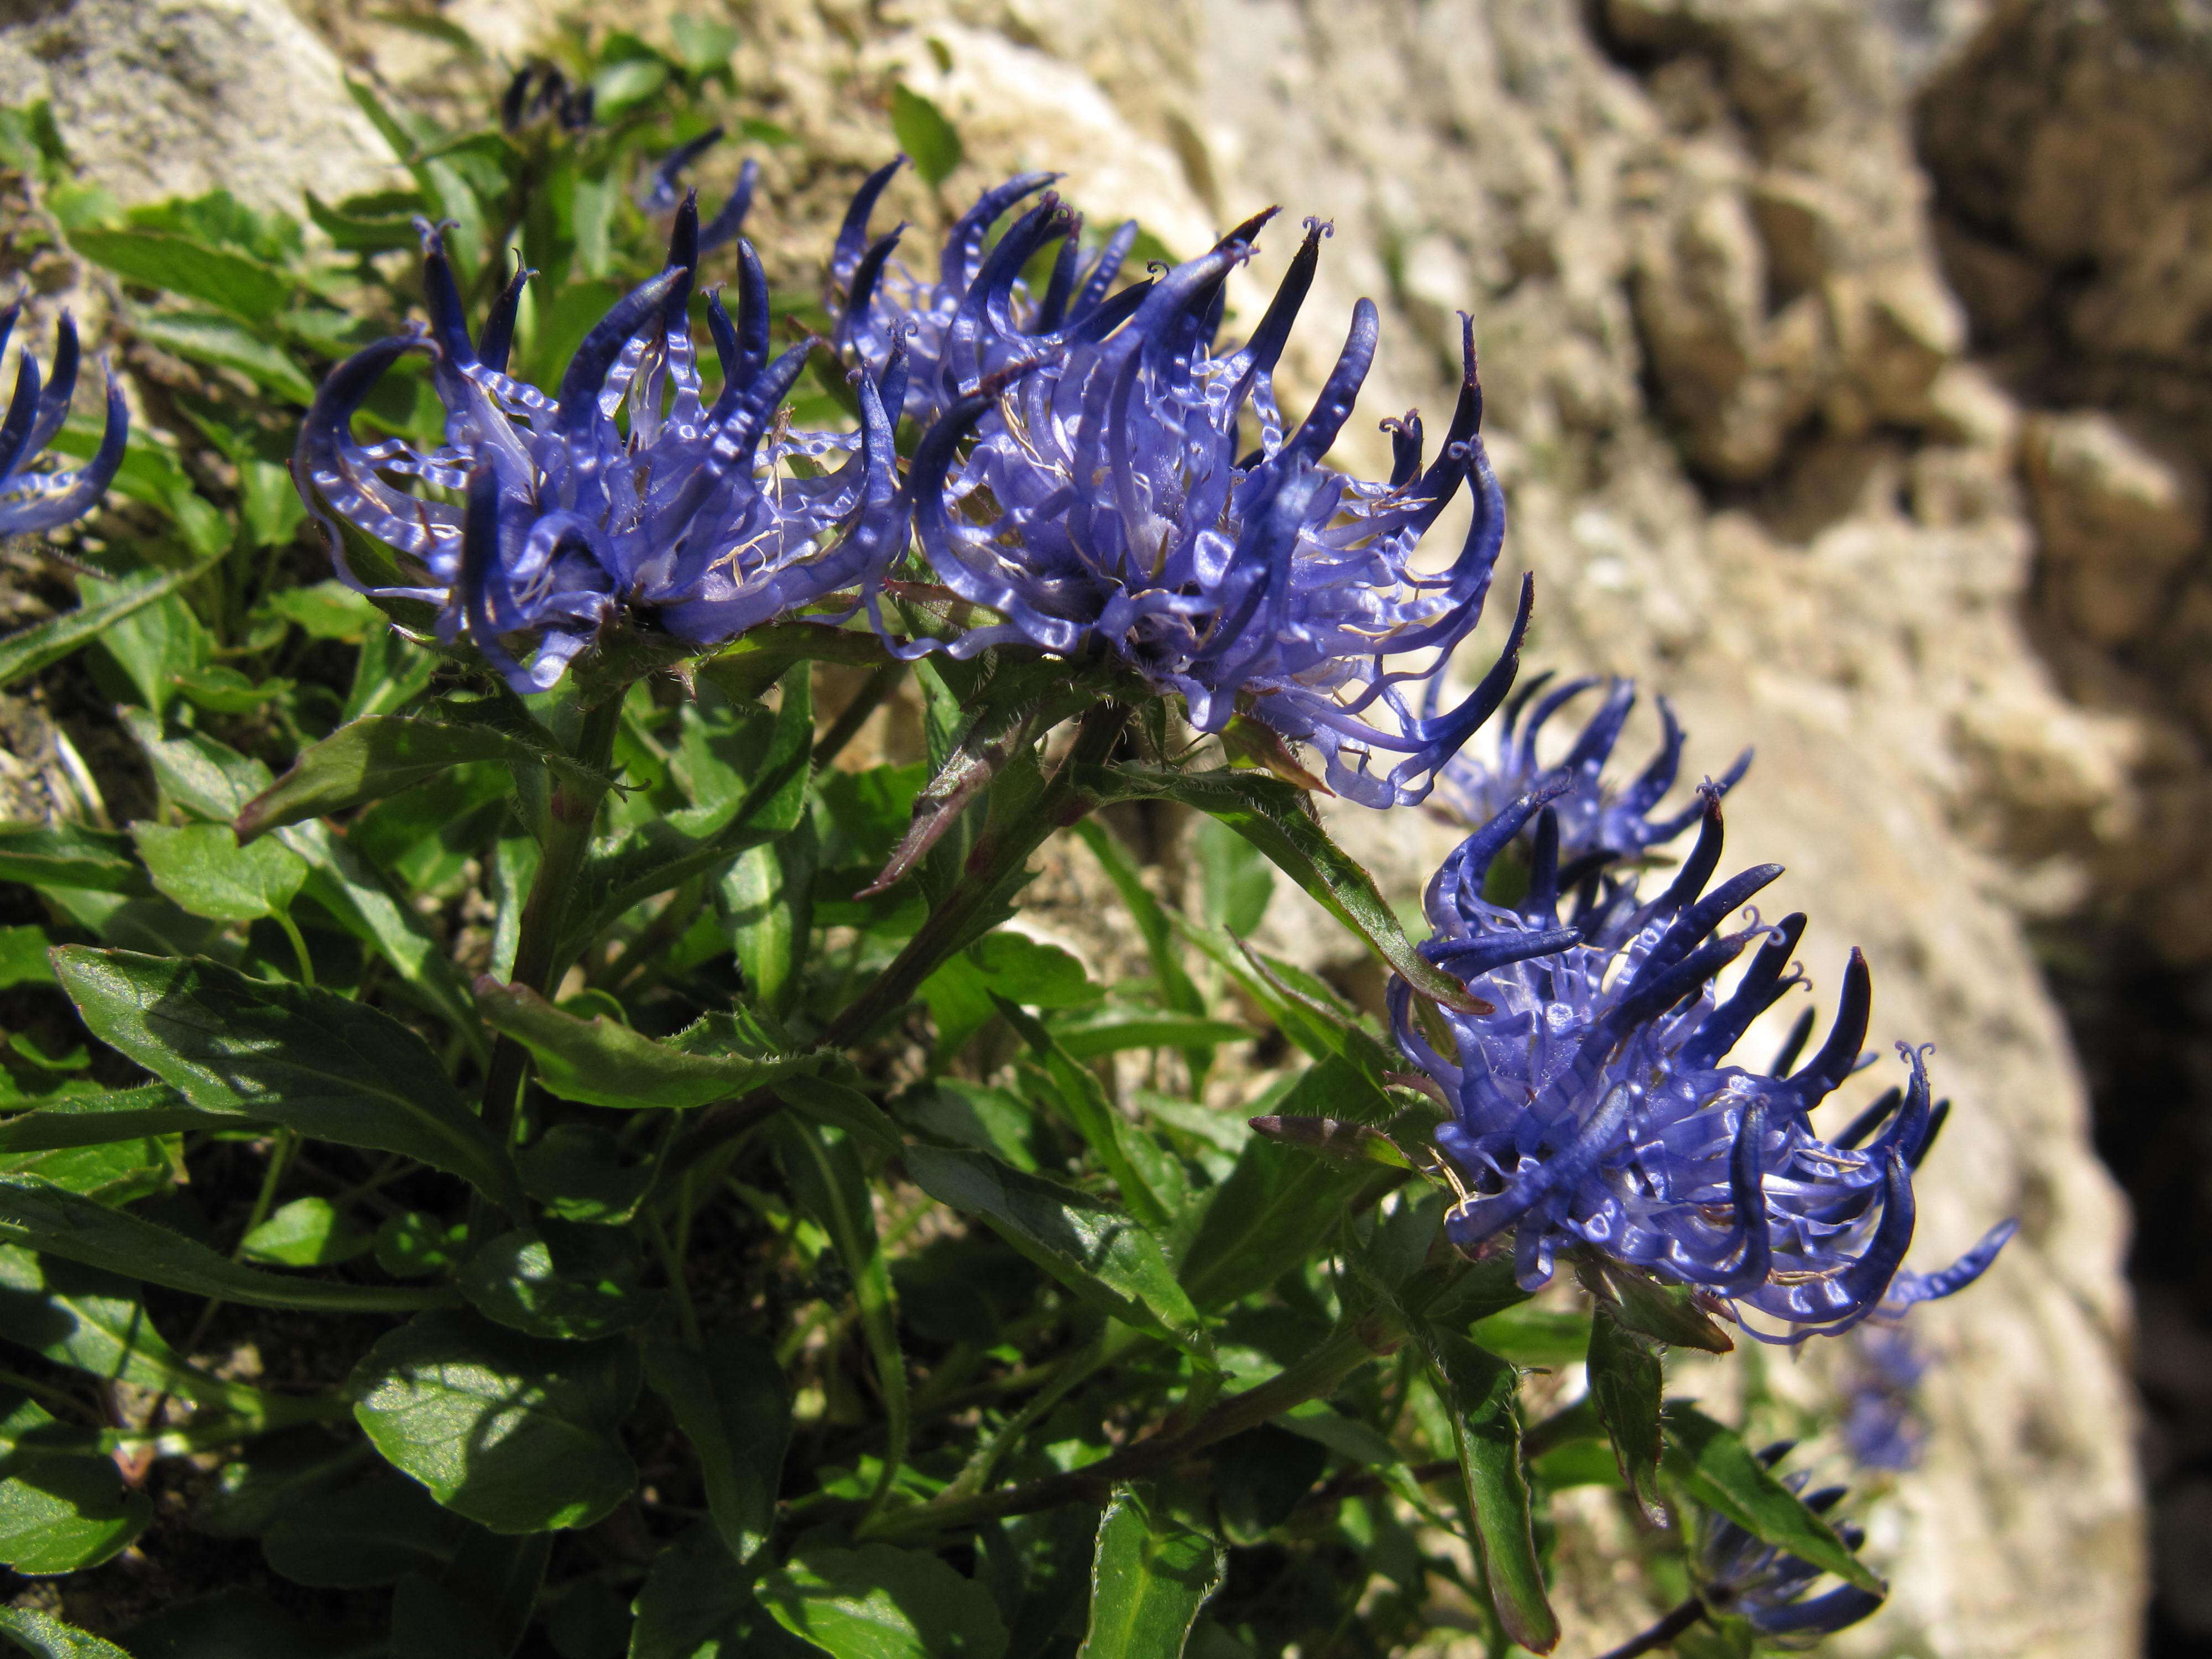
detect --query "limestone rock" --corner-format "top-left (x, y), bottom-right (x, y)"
top-left (2025, 409), bottom-right (2205, 649)
top-left (0, 0), bottom-right (394, 214)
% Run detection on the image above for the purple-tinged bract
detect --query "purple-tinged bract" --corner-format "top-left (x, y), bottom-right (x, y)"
top-left (0, 305), bottom-right (127, 539)
top-left (294, 198), bottom-right (905, 692)
top-left (879, 205), bottom-right (1530, 807)
top-left (1390, 787), bottom-right (2016, 1338)
top-left (1433, 671), bottom-right (1749, 865)
top-left (1698, 1447), bottom-right (1886, 1641)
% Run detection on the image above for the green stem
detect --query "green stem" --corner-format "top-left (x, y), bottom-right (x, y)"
top-left (862, 1311), bottom-right (1395, 1542)
top-left (274, 911), bottom-right (315, 989)
top-left (821, 699), bottom-right (1131, 1052)
top-left (479, 695), bottom-right (626, 1150)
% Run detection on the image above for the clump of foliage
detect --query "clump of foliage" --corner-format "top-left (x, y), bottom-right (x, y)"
top-left (0, 18), bottom-right (2001, 1659)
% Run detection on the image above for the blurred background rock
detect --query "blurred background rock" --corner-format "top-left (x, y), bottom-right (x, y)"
top-left (6, 0), bottom-right (2206, 1652)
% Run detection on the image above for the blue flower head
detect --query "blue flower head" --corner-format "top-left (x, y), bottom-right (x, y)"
top-left (827, 160), bottom-right (1147, 427)
top-left (0, 304), bottom-right (127, 539)
top-left (851, 190), bottom-right (1531, 807)
top-left (1432, 671), bottom-right (1750, 866)
top-left (1697, 1446), bottom-right (1885, 1642)
top-left (294, 192), bottom-right (906, 692)
top-left (1391, 786), bottom-right (2016, 1339)
top-left (1839, 1323), bottom-right (1929, 1471)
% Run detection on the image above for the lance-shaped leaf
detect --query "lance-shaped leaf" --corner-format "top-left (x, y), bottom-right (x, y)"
top-left (757, 1541), bottom-right (1008, 1658)
top-left (994, 997), bottom-right (1176, 1229)
top-left (1587, 1307), bottom-right (1664, 1522)
top-left (0, 561), bottom-right (215, 692)
top-left (236, 716), bottom-right (606, 842)
top-left (349, 1310), bottom-right (641, 1535)
top-left (1425, 1332), bottom-right (1559, 1653)
top-left (0, 1606), bottom-right (135, 1658)
top-left (0, 1085), bottom-right (210, 1153)
top-left (0, 1176), bottom-right (451, 1313)
top-left (473, 978), bottom-right (820, 1110)
top-left (859, 707), bottom-right (1035, 898)
top-left (1180, 1057), bottom-right (1402, 1311)
top-left (1578, 1259), bottom-right (1734, 1355)
top-left (55, 948), bottom-right (524, 1214)
top-left (777, 1120), bottom-right (906, 1519)
top-left (562, 665), bottom-right (812, 957)
top-left (1087, 765), bottom-right (1485, 1014)
top-left (698, 620), bottom-right (895, 702)
top-left (902, 1143), bottom-right (1209, 1357)
top-left (1077, 1485), bottom-right (1225, 1659)
top-left (644, 1334), bottom-right (790, 1569)
top-left (1659, 1403), bottom-right (1883, 1594)
top-left (0, 825), bottom-right (149, 896)
top-left (1247, 1115), bottom-right (1417, 1171)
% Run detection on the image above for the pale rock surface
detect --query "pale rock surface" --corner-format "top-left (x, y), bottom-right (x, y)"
top-left (0, 0), bottom-right (2151, 1653)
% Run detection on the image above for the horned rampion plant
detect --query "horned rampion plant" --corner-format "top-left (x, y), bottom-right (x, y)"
top-left (0, 22), bottom-right (2004, 1659)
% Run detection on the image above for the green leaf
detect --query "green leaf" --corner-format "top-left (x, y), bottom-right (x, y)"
top-left (457, 1223), bottom-right (660, 1340)
top-left (630, 1526), bottom-right (814, 1658)
top-left (123, 707), bottom-right (268, 819)
top-left (0, 1175), bottom-right (448, 1312)
top-left (643, 1333), bottom-right (789, 1568)
top-left (777, 1120), bottom-right (907, 1516)
top-left (994, 998), bottom-right (1175, 1228)
top-left (239, 1196), bottom-right (373, 1267)
top-left (0, 561), bottom-right (211, 691)
top-left (670, 15), bottom-right (739, 72)
top-left (375, 1211), bottom-right (471, 1280)
top-left (0, 1087), bottom-right (207, 1153)
top-left (1047, 1011), bottom-right (1254, 1061)
top-left (236, 716), bottom-right (604, 842)
top-left (889, 86), bottom-right (964, 188)
top-left (286, 817), bottom-right (479, 1040)
top-left (0, 945), bottom-right (76, 1011)
top-left (259, 1468), bottom-right (469, 1587)
top-left (305, 188), bottom-right (423, 252)
top-left (1094, 766), bottom-right (1484, 1014)
top-left (1425, 1332), bottom-right (1559, 1653)
top-left (69, 228), bottom-right (291, 320)
top-left (55, 948), bottom-right (524, 1213)
top-left (1587, 1309), bottom-right (1664, 1521)
top-left (0, 1246), bottom-right (330, 1425)
top-left (1192, 815), bottom-right (1274, 937)
top-left (474, 979), bottom-right (818, 1110)
top-left (0, 1134), bottom-right (169, 1206)
top-left (1244, 1114), bottom-right (1416, 1171)
top-left (593, 55), bottom-right (670, 116)
top-left (517, 1124), bottom-right (650, 1225)
top-left (565, 665), bottom-right (812, 956)
top-left (390, 1574), bottom-right (505, 1659)
top-left (256, 580), bottom-right (383, 643)
top-left (757, 1540), bottom-right (1008, 1658)
top-left (1213, 1424), bottom-right (1328, 1546)
top-left (0, 1609), bottom-right (133, 1658)
top-left (920, 931), bottom-right (1098, 1060)
top-left (349, 1309), bottom-right (641, 1533)
top-left (1077, 1484), bottom-right (1225, 1658)
top-left (1658, 1403), bottom-right (1882, 1594)
top-left (130, 312), bottom-right (316, 403)
top-left (1178, 1058), bottom-right (1400, 1311)
top-left (723, 825), bottom-right (815, 1018)
top-left (1581, 1260), bottom-right (1735, 1354)
top-left (902, 1144), bottom-right (1207, 1357)
top-left (0, 1454), bottom-right (151, 1572)
top-left (131, 821), bottom-right (305, 924)
top-left (1466, 1305), bottom-right (1592, 1369)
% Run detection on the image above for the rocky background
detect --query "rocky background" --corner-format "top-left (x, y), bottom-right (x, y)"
top-left (4, 0), bottom-right (2206, 1653)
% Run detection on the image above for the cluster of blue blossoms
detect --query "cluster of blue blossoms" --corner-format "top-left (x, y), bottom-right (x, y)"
top-left (0, 302), bottom-right (127, 540)
top-left (282, 156), bottom-right (2016, 1345)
